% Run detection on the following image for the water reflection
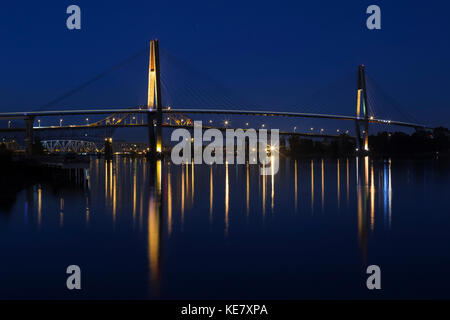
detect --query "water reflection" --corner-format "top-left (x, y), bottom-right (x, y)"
top-left (321, 159), bottom-right (325, 213)
top-left (59, 197), bottom-right (64, 228)
top-left (262, 163), bottom-right (266, 217)
top-left (384, 159), bottom-right (392, 229)
top-left (37, 185), bottom-right (42, 228)
top-left (311, 159), bottom-right (314, 213)
top-left (225, 162), bottom-right (229, 236)
top-left (148, 160), bottom-right (162, 295)
top-left (0, 155), bottom-right (411, 298)
top-left (353, 156), bottom-right (393, 263)
top-left (167, 164), bottom-right (172, 236)
top-left (246, 163), bottom-right (250, 217)
top-left (209, 165), bottom-right (213, 224)
top-left (294, 160), bottom-right (298, 212)
top-left (337, 159), bottom-right (340, 209)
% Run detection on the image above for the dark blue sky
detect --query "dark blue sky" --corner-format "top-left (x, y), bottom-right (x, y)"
top-left (1, 0), bottom-right (449, 127)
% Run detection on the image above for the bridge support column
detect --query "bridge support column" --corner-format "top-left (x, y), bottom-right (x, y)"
top-left (147, 112), bottom-right (156, 157)
top-left (147, 39), bottom-right (163, 157)
top-left (104, 137), bottom-right (113, 159)
top-left (25, 116), bottom-right (35, 157)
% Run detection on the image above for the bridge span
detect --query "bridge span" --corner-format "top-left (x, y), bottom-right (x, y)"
top-left (0, 39), bottom-right (431, 156)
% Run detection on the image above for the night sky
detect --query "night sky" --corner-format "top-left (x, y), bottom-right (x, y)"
top-left (1, 0), bottom-right (449, 128)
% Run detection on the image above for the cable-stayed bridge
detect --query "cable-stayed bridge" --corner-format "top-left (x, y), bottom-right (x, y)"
top-left (0, 40), bottom-right (429, 156)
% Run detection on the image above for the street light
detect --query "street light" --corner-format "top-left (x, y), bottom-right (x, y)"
top-left (8, 121), bottom-right (11, 128)
top-left (294, 126), bottom-right (297, 132)
top-left (59, 119), bottom-right (63, 127)
top-left (86, 118), bottom-right (89, 125)
top-left (38, 119), bottom-right (41, 127)
top-left (310, 127), bottom-right (314, 131)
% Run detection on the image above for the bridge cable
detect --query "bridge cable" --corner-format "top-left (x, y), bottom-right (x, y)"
top-left (39, 47), bottom-right (148, 110)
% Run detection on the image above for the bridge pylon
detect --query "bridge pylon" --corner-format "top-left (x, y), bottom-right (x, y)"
top-left (147, 39), bottom-right (163, 156)
top-left (355, 65), bottom-right (370, 153)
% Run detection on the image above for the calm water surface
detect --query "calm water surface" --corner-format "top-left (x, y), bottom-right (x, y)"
top-left (1, 157), bottom-right (450, 299)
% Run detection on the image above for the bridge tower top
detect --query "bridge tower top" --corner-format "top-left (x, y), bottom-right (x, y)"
top-left (147, 39), bottom-right (162, 111)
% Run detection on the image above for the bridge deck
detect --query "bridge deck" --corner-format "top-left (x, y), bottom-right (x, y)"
top-left (0, 107), bottom-right (428, 129)
top-left (0, 123), bottom-right (349, 139)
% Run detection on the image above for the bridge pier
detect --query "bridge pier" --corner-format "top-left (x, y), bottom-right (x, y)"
top-left (147, 112), bottom-right (157, 158)
top-left (104, 138), bottom-right (113, 159)
top-left (25, 116), bottom-right (35, 157)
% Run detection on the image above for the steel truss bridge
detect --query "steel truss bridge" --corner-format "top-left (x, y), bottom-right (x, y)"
top-left (41, 140), bottom-right (101, 153)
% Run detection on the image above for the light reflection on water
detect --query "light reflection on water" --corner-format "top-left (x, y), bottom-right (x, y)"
top-left (1, 156), bottom-right (450, 299)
